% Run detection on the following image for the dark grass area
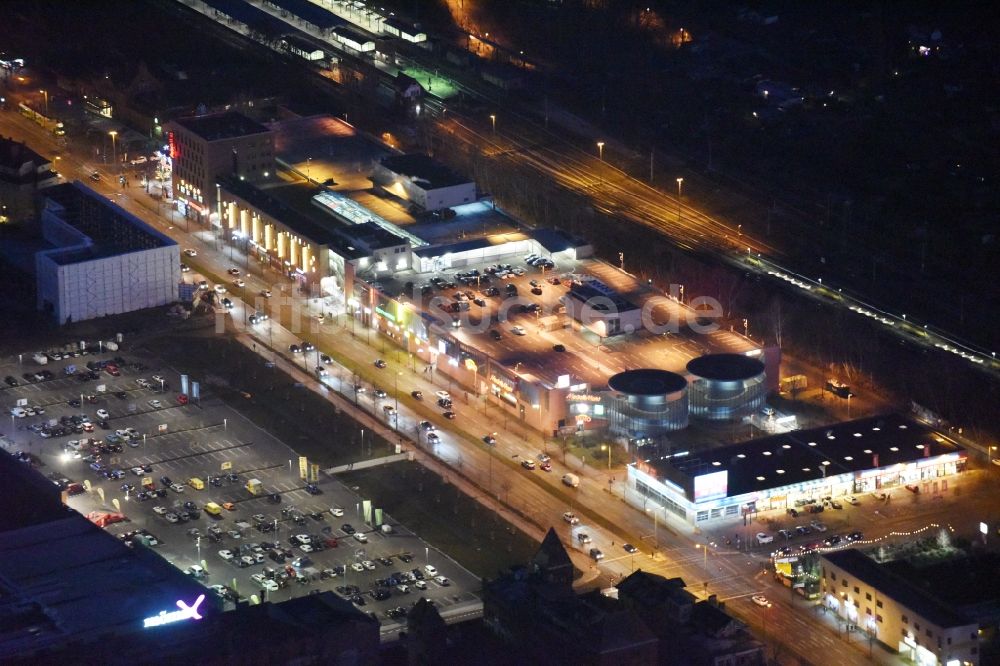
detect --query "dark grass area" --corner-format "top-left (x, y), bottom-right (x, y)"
top-left (342, 461), bottom-right (538, 580)
top-left (149, 331), bottom-right (539, 578)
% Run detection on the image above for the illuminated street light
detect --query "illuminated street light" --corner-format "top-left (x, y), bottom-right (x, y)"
top-left (39, 89), bottom-right (48, 116)
top-left (676, 177), bottom-right (684, 222)
top-left (490, 114), bottom-right (496, 134)
top-left (109, 130), bottom-right (118, 168)
top-left (597, 141), bottom-right (604, 161)
top-left (600, 444), bottom-right (612, 470)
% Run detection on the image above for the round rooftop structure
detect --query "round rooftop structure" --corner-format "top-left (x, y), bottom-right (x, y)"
top-left (686, 354), bottom-right (765, 382)
top-left (687, 354), bottom-right (766, 421)
top-left (607, 369), bottom-right (688, 437)
top-left (609, 369), bottom-right (688, 396)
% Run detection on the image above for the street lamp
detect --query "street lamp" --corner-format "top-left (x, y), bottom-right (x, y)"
top-left (600, 444), bottom-right (612, 470)
top-left (597, 141), bottom-right (604, 161)
top-left (489, 114), bottom-right (496, 134)
top-left (743, 318), bottom-right (749, 338)
top-left (306, 157), bottom-right (312, 184)
top-left (676, 177), bottom-right (684, 222)
top-left (109, 131), bottom-right (118, 168)
top-left (39, 89), bottom-right (48, 116)
top-left (990, 446), bottom-right (997, 464)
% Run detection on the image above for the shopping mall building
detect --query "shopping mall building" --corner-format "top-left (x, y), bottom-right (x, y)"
top-left (625, 413), bottom-right (967, 526)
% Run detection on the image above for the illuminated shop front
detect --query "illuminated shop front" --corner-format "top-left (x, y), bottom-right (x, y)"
top-left (625, 414), bottom-right (967, 526)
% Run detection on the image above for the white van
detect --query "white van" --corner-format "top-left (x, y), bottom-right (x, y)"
top-left (562, 473), bottom-right (580, 488)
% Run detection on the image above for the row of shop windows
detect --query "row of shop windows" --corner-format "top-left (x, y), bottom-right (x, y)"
top-left (634, 479), bottom-right (688, 519)
top-left (695, 504), bottom-right (740, 522)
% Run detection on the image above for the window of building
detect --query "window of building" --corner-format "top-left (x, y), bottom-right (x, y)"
top-left (915, 623), bottom-right (920, 631)
top-left (902, 615), bottom-right (908, 624)
top-left (866, 607), bottom-right (871, 615)
top-left (830, 572), bottom-right (835, 581)
top-left (877, 614), bottom-right (883, 623)
top-left (854, 586), bottom-right (860, 594)
top-left (866, 593), bottom-right (872, 601)
top-left (876, 600), bottom-right (883, 608)
top-left (842, 579), bottom-right (847, 587)
top-left (926, 629), bottom-right (932, 638)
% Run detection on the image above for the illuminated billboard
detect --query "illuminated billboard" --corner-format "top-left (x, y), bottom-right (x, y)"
top-left (693, 470), bottom-right (728, 503)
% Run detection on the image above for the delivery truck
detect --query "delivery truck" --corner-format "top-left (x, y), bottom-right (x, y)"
top-left (246, 478), bottom-right (263, 495)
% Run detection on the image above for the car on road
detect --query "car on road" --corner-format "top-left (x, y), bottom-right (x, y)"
top-left (483, 434), bottom-right (497, 445)
top-left (751, 595), bottom-right (772, 608)
top-left (353, 532), bottom-right (368, 543)
top-left (305, 483), bottom-right (321, 495)
top-left (147, 399), bottom-right (162, 409)
top-left (214, 284), bottom-right (227, 295)
top-left (824, 535), bottom-right (842, 547)
top-left (374, 388), bottom-right (388, 399)
top-left (183, 248), bottom-right (197, 257)
top-left (777, 529), bottom-right (794, 540)
top-left (847, 496), bottom-right (861, 506)
top-left (170, 483), bottom-right (186, 493)
top-left (520, 459), bottom-right (536, 470)
top-left (153, 506), bottom-right (168, 516)
top-left (341, 523), bottom-right (356, 535)
top-left (756, 532), bottom-right (774, 544)
top-left (442, 411), bottom-right (456, 419)
top-left (330, 507), bottom-right (344, 517)
top-left (623, 543), bottom-right (639, 554)
top-left (227, 268), bottom-right (241, 276)
top-left (302, 342), bottom-right (315, 352)
top-left (562, 511), bottom-right (579, 525)
top-left (96, 409), bottom-right (109, 419)
top-left (165, 513), bottom-right (180, 524)
top-left (221, 297), bottom-right (233, 310)
top-left (589, 548), bottom-right (604, 561)
top-left (410, 390), bottom-right (423, 400)
top-left (423, 564), bottom-right (438, 577)
top-left (540, 462), bottom-right (552, 472)
top-left (577, 532), bottom-right (592, 545)
top-left (847, 531), bottom-right (863, 542)
top-left (374, 359), bottom-right (387, 368)
top-left (177, 393), bottom-right (189, 405)
top-left (809, 521), bottom-right (828, 532)
top-left (260, 289), bottom-right (272, 298)
top-left (795, 526), bottom-right (812, 536)
top-left (511, 326), bottom-right (526, 336)
top-left (320, 354), bottom-right (332, 364)
top-left (434, 575), bottom-right (451, 587)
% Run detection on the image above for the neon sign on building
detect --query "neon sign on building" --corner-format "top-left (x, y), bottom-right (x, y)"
top-left (143, 594), bottom-right (206, 628)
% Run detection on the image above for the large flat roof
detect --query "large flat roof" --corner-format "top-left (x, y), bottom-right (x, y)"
top-left (173, 111), bottom-right (271, 142)
top-left (652, 413), bottom-right (963, 497)
top-left (219, 177), bottom-right (365, 259)
top-left (822, 549), bottom-right (972, 628)
top-left (0, 450), bottom-right (210, 658)
top-left (40, 182), bottom-right (176, 264)
top-left (379, 154), bottom-right (473, 190)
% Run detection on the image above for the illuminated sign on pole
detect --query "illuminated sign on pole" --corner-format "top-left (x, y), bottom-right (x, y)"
top-left (143, 594), bottom-right (206, 628)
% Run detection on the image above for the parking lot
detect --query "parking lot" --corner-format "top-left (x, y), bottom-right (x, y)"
top-left (393, 253), bottom-right (756, 389)
top-left (1, 348), bottom-right (482, 631)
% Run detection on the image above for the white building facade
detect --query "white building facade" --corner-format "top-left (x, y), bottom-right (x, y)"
top-left (35, 182), bottom-right (179, 324)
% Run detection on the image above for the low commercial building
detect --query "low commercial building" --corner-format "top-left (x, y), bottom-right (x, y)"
top-left (0, 448), bottom-right (217, 661)
top-left (383, 17), bottom-right (427, 43)
top-left (820, 549), bottom-right (979, 666)
top-left (217, 176), bottom-right (363, 300)
top-left (373, 153), bottom-right (477, 212)
top-left (626, 413), bottom-right (966, 526)
top-left (35, 182), bottom-right (179, 324)
top-left (562, 279), bottom-right (642, 338)
top-left (165, 111), bottom-right (274, 220)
